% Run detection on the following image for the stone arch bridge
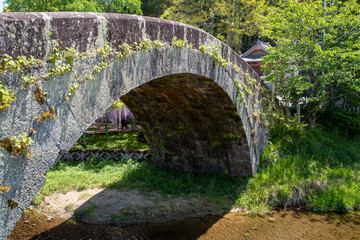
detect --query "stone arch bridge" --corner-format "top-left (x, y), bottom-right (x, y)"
top-left (0, 12), bottom-right (267, 238)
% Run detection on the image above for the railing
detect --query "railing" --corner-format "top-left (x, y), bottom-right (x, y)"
top-left (59, 149), bottom-right (152, 162)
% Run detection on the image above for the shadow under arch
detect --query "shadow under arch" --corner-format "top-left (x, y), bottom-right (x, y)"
top-left (121, 72), bottom-right (251, 176)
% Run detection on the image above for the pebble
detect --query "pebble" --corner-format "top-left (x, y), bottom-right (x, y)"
top-left (268, 217), bottom-right (275, 222)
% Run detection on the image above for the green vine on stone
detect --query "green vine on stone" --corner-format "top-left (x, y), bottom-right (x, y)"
top-left (0, 133), bottom-right (33, 159)
top-left (117, 43), bottom-right (133, 59)
top-left (44, 40), bottom-right (80, 79)
top-left (172, 37), bottom-right (192, 48)
top-left (65, 83), bottom-right (81, 101)
top-left (0, 54), bottom-right (44, 110)
top-left (223, 132), bottom-right (242, 139)
top-left (199, 44), bottom-right (228, 68)
top-left (0, 38), bottom-right (256, 115)
top-left (43, 63), bottom-right (72, 79)
top-left (0, 82), bottom-right (15, 111)
top-left (0, 54), bottom-right (43, 73)
top-left (47, 40), bottom-right (79, 67)
top-left (243, 83), bottom-right (252, 97)
top-left (92, 62), bottom-right (108, 74)
top-left (34, 107), bottom-right (56, 124)
top-left (21, 75), bottom-right (36, 89)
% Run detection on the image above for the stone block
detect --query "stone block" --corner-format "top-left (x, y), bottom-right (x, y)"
top-left (0, 79), bottom-right (47, 140)
top-left (29, 124), bottom-right (61, 175)
top-left (42, 102), bottom-right (83, 152)
top-left (40, 69), bottom-right (75, 108)
top-left (0, 203), bottom-right (23, 240)
top-left (0, 150), bottom-right (46, 209)
top-left (66, 80), bottom-right (100, 131)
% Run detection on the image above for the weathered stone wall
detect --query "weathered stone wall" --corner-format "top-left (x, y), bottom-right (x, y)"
top-left (122, 73), bottom-right (253, 175)
top-left (0, 13), bottom-right (267, 239)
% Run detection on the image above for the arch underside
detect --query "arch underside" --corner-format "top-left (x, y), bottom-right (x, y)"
top-left (122, 73), bottom-right (251, 175)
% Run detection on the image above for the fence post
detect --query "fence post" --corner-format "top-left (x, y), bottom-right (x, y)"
top-left (82, 133), bottom-right (87, 149)
top-left (105, 116), bottom-right (109, 147)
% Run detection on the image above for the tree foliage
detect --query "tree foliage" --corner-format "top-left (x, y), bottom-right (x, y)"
top-left (141, 0), bottom-right (173, 18)
top-left (161, 0), bottom-right (266, 53)
top-left (4, 0), bottom-right (142, 14)
top-left (262, 0), bottom-right (360, 126)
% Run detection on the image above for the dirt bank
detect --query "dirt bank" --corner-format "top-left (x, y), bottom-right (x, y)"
top-left (32, 188), bottom-right (229, 226)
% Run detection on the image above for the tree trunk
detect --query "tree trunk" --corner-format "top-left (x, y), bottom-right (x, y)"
top-left (308, 74), bottom-right (317, 128)
top-left (308, 112), bottom-right (316, 128)
top-left (285, 97), bottom-right (290, 123)
top-left (307, 102), bottom-right (317, 128)
top-left (157, 0), bottom-right (161, 18)
top-left (227, 32), bottom-right (233, 49)
top-left (210, 17), bottom-right (214, 35)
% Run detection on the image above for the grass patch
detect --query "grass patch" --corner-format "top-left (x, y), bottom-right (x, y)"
top-left (75, 202), bottom-right (99, 219)
top-left (236, 126), bottom-right (360, 214)
top-left (35, 123), bottom-right (359, 214)
top-left (34, 158), bottom-right (247, 207)
top-left (71, 131), bottom-right (148, 150)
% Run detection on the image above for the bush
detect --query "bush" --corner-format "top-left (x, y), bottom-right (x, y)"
top-left (237, 122), bottom-right (360, 213)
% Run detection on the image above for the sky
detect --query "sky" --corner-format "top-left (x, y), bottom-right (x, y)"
top-left (0, 0), bottom-right (5, 12)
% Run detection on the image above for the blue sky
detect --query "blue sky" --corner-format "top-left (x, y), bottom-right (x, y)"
top-left (0, 0), bottom-right (5, 12)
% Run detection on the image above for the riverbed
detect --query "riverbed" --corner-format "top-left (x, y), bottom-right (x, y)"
top-left (9, 209), bottom-right (360, 239)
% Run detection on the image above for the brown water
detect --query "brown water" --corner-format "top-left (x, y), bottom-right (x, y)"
top-left (9, 210), bottom-right (360, 240)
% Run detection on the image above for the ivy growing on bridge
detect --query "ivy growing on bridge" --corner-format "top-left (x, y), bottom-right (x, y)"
top-left (0, 133), bottom-right (34, 159)
top-left (0, 36), bottom-right (267, 185)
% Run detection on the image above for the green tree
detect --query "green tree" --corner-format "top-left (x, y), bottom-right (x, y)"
top-left (99, 0), bottom-right (142, 14)
top-left (161, 0), bottom-right (266, 53)
top-left (224, 0), bottom-right (266, 52)
top-left (141, 0), bottom-right (173, 17)
top-left (262, 0), bottom-right (360, 127)
top-left (161, 0), bottom-right (225, 36)
top-left (65, 0), bottom-right (102, 12)
top-left (4, 0), bottom-right (142, 14)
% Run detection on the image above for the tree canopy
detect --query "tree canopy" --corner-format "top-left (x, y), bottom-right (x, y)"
top-left (262, 0), bottom-right (360, 126)
top-left (4, 0), bottom-right (142, 14)
top-left (161, 0), bottom-right (267, 53)
top-left (141, 0), bottom-right (173, 18)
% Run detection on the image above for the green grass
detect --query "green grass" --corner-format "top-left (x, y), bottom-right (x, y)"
top-left (33, 158), bottom-right (246, 206)
top-left (236, 126), bottom-right (360, 214)
top-left (36, 123), bottom-right (360, 214)
top-left (71, 131), bottom-right (148, 150)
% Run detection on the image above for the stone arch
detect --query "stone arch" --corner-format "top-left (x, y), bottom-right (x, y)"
top-left (0, 13), bottom-right (267, 239)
